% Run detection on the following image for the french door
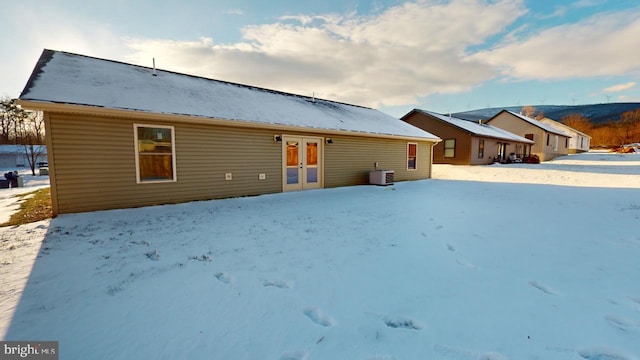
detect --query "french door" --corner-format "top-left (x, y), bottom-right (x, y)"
top-left (282, 136), bottom-right (323, 191)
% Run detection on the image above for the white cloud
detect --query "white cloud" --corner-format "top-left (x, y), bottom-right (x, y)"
top-left (11, 0), bottom-right (637, 111)
top-left (472, 9), bottom-right (640, 80)
top-left (0, 3), bottom-right (129, 98)
top-left (603, 82), bottom-right (636, 93)
top-left (617, 94), bottom-right (640, 102)
top-left (540, 0), bottom-right (605, 18)
top-left (122, 0), bottom-right (527, 108)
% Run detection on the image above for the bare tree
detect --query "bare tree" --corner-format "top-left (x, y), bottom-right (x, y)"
top-left (521, 105), bottom-right (536, 118)
top-left (520, 105), bottom-right (545, 119)
top-left (561, 114), bottom-right (592, 134)
top-left (1, 99), bottom-right (46, 175)
top-left (0, 97), bottom-right (19, 144)
top-left (14, 105), bottom-right (46, 176)
top-left (586, 110), bottom-right (640, 148)
top-left (619, 109), bottom-right (640, 145)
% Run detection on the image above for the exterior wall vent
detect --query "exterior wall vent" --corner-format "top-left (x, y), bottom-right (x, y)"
top-left (369, 170), bottom-right (394, 186)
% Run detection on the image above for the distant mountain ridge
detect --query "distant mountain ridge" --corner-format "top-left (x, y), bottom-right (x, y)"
top-left (452, 103), bottom-right (640, 124)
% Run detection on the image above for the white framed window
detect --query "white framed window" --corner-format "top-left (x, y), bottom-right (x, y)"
top-left (134, 124), bottom-right (177, 183)
top-left (554, 135), bottom-right (559, 151)
top-left (407, 143), bottom-right (417, 170)
top-left (443, 139), bottom-right (455, 158)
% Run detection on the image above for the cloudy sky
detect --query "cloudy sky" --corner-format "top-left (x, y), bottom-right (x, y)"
top-left (1, 0), bottom-right (639, 116)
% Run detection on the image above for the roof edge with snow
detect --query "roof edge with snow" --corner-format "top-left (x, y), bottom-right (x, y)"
top-left (404, 109), bottom-right (534, 144)
top-left (539, 118), bottom-right (592, 138)
top-left (487, 110), bottom-right (570, 137)
top-left (19, 49), bottom-right (439, 142)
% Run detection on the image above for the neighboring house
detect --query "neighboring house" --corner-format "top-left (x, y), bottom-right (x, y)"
top-left (401, 109), bottom-right (534, 165)
top-left (0, 145), bottom-right (47, 168)
top-left (0, 146), bottom-right (22, 168)
top-left (539, 118), bottom-right (591, 153)
top-left (18, 49), bottom-right (439, 215)
top-left (486, 110), bottom-right (570, 161)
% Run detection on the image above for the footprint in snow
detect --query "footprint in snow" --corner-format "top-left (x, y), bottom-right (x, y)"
top-left (145, 249), bottom-right (160, 261)
top-left (446, 243), bottom-right (456, 252)
top-left (528, 280), bottom-right (559, 296)
top-left (456, 258), bottom-right (477, 269)
top-left (263, 280), bottom-right (292, 289)
top-left (578, 346), bottom-right (638, 360)
top-left (605, 315), bottom-right (639, 331)
top-left (279, 350), bottom-right (308, 360)
top-left (433, 344), bottom-right (477, 358)
top-left (303, 307), bottom-right (335, 327)
top-left (214, 272), bottom-right (233, 284)
top-left (478, 352), bottom-right (509, 360)
top-left (384, 317), bottom-right (423, 330)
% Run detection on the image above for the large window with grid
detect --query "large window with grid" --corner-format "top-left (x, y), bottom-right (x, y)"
top-left (134, 124), bottom-right (176, 183)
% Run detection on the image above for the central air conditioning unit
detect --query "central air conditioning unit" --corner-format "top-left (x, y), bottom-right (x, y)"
top-left (369, 170), bottom-right (394, 186)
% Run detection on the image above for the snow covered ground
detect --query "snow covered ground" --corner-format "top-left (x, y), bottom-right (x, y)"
top-left (1, 152), bottom-right (639, 360)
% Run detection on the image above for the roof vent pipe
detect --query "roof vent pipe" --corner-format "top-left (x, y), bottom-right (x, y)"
top-left (152, 58), bottom-right (157, 76)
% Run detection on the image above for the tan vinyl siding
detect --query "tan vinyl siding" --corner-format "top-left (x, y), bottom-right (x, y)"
top-left (470, 137), bottom-right (491, 165)
top-left (47, 113), bottom-right (283, 214)
top-left (324, 135), bottom-right (432, 187)
top-left (490, 113), bottom-right (546, 156)
top-left (46, 112), bottom-right (435, 214)
top-left (488, 112), bottom-right (568, 161)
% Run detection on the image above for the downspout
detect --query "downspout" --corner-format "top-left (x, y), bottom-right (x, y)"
top-left (429, 139), bottom-right (440, 179)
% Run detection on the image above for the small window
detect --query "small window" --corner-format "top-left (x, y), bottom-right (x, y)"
top-left (546, 134), bottom-right (550, 146)
top-left (444, 139), bottom-right (455, 158)
top-left (525, 134), bottom-right (534, 141)
top-left (407, 143), bottom-right (417, 170)
top-left (134, 124), bottom-right (176, 183)
top-left (478, 139), bottom-right (485, 158)
top-left (566, 138), bottom-right (569, 147)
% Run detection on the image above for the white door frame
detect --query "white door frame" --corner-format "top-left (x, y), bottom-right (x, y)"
top-left (282, 135), bottom-right (323, 191)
